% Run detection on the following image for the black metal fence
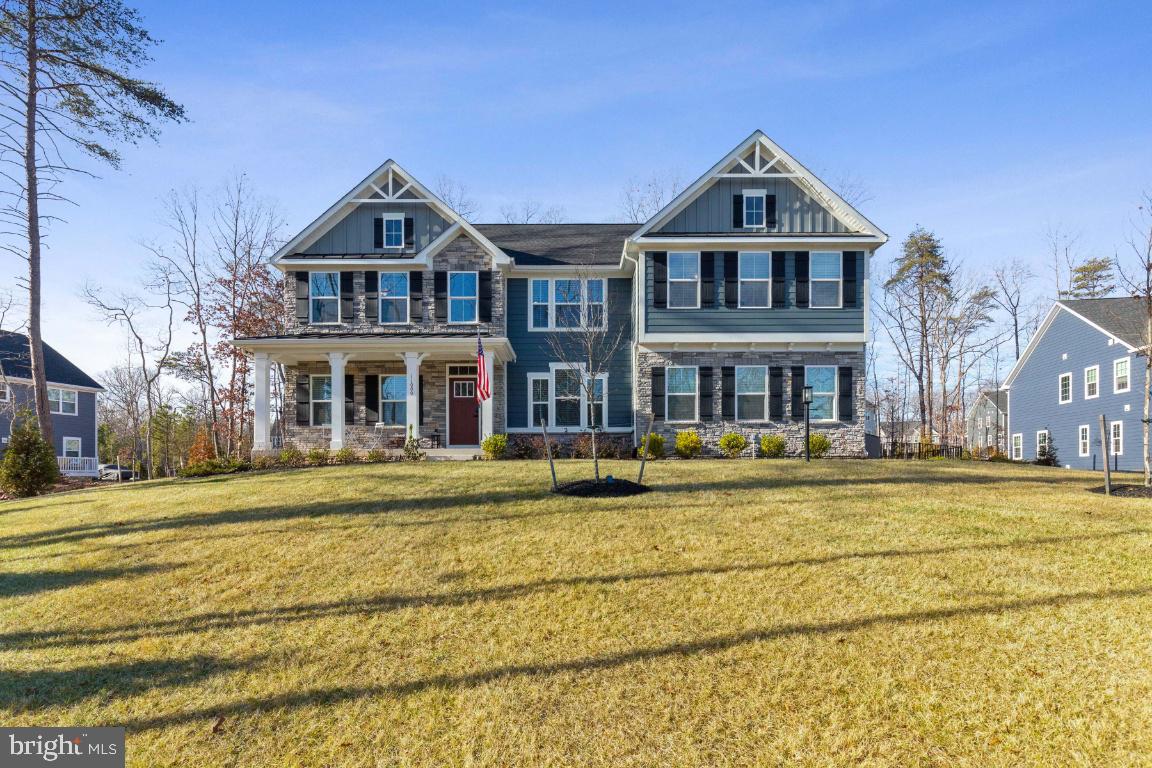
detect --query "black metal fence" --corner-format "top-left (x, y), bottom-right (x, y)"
top-left (882, 442), bottom-right (964, 460)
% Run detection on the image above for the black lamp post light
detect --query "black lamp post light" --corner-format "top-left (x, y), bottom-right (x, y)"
top-left (802, 385), bottom-right (813, 462)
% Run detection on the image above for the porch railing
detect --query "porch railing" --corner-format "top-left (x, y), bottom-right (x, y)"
top-left (58, 456), bottom-right (98, 474)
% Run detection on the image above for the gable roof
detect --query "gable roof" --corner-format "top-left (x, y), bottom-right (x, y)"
top-left (475, 223), bottom-right (633, 267)
top-left (0, 331), bottom-right (102, 389)
top-left (631, 130), bottom-right (888, 241)
top-left (973, 389), bottom-right (1007, 413)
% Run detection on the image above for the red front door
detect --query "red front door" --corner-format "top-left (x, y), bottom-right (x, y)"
top-left (448, 377), bottom-right (479, 446)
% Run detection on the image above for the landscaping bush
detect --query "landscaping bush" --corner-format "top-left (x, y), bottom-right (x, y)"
top-left (332, 447), bottom-right (359, 465)
top-left (251, 455), bottom-right (278, 470)
top-left (0, 411), bottom-right (60, 497)
top-left (402, 427), bottom-right (426, 461)
top-left (278, 447), bottom-right (305, 468)
top-left (365, 448), bottom-right (390, 463)
top-left (482, 433), bottom-right (508, 460)
top-left (510, 435), bottom-right (558, 460)
top-left (306, 448), bottom-right (330, 466)
top-left (179, 458), bottom-right (249, 478)
top-left (640, 432), bottom-right (665, 460)
top-left (675, 430), bottom-right (703, 459)
top-left (1034, 441), bottom-right (1060, 467)
top-left (569, 433), bottom-right (627, 460)
top-left (760, 434), bottom-right (787, 458)
top-left (808, 433), bottom-right (832, 459)
top-left (718, 432), bottom-right (749, 459)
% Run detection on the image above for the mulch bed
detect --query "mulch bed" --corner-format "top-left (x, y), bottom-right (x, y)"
top-left (553, 477), bottom-right (651, 497)
top-left (1089, 484), bottom-right (1152, 498)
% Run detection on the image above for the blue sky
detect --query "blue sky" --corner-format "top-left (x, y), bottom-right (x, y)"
top-left (4, 0), bottom-right (1151, 375)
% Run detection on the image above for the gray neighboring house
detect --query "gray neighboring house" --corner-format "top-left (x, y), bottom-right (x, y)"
top-left (0, 331), bottom-right (102, 476)
top-left (966, 389), bottom-right (1008, 454)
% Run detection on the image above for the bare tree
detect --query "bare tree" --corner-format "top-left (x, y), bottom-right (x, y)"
top-left (930, 272), bottom-right (999, 444)
top-left (828, 169), bottom-right (874, 208)
top-left (434, 175), bottom-right (478, 219)
top-left (1046, 225), bottom-right (1081, 298)
top-left (97, 362), bottom-right (145, 469)
top-left (619, 172), bottom-right (683, 223)
top-left (1115, 190), bottom-right (1152, 486)
top-left (992, 257), bottom-right (1036, 360)
top-left (499, 200), bottom-right (565, 224)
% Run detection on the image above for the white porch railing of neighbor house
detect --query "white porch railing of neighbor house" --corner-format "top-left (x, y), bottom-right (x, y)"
top-left (58, 456), bottom-right (98, 474)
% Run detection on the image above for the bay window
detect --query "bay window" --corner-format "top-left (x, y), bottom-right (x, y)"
top-left (668, 253), bottom-right (700, 309)
top-left (309, 272), bottom-right (340, 323)
top-left (736, 366), bottom-right (767, 421)
top-left (380, 375), bottom-right (407, 425)
top-left (379, 273), bottom-right (409, 324)
top-left (738, 252), bottom-right (770, 308)
top-left (805, 366), bottom-right (837, 421)
top-left (666, 366), bottom-right (698, 422)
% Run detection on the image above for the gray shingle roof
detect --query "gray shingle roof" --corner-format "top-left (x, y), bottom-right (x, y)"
top-left (1059, 297), bottom-right (1148, 348)
top-left (978, 389), bottom-right (1007, 411)
top-left (0, 331), bottom-right (102, 389)
top-left (475, 223), bottom-right (634, 267)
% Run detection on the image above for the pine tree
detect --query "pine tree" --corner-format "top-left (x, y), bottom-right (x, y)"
top-left (0, 408), bottom-right (59, 496)
top-left (1063, 257), bottom-right (1116, 299)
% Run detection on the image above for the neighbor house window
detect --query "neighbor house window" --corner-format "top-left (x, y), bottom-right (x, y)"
top-left (554, 368), bottom-right (582, 427)
top-left (738, 252), bottom-right (771, 308)
top-left (449, 271), bottom-right (478, 323)
top-left (62, 436), bottom-right (81, 458)
top-left (810, 252), bottom-right (842, 309)
top-left (667, 252), bottom-right (700, 309)
top-left (310, 375), bottom-right (332, 426)
top-left (1114, 357), bottom-right (1131, 393)
top-left (529, 374), bottom-right (549, 427)
top-left (0, 381), bottom-right (7, 401)
top-left (1011, 434), bottom-right (1023, 460)
top-left (1110, 421), bottom-right (1123, 456)
top-left (1079, 425), bottom-right (1090, 457)
top-left (666, 366), bottom-right (698, 422)
top-left (743, 192), bottom-right (766, 228)
top-left (1059, 373), bottom-right (1071, 404)
top-left (380, 375), bottom-right (407, 425)
top-left (48, 387), bottom-right (77, 415)
top-left (309, 271), bottom-right (340, 323)
top-left (530, 278), bottom-right (606, 330)
top-left (1036, 430), bottom-right (1049, 456)
top-left (736, 366), bottom-right (767, 421)
top-left (554, 280), bottom-right (582, 328)
top-left (806, 366), bottom-right (837, 421)
top-left (1084, 365), bottom-right (1099, 399)
top-left (379, 272), bottom-right (409, 324)
top-left (531, 280), bottom-right (550, 328)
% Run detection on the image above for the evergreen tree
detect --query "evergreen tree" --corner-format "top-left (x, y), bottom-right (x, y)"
top-left (0, 408), bottom-right (59, 496)
top-left (1063, 257), bottom-right (1116, 299)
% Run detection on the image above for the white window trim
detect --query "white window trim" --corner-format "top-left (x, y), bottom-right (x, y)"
top-left (1078, 425), bottom-right (1090, 457)
top-left (666, 252), bottom-right (701, 310)
top-left (742, 190), bottom-right (767, 229)
top-left (448, 270), bottom-right (479, 325)
top-left (379, 374), bottom-right (407, 426)
top-left (1114, 356), bottom-right (1131, 394)
top-left (529, 279), bottom-right (550, 331)
top-left (546, 363), bottom-right (607, 431)
top-left (309, 271), bottom-right (341, 325)
top-left (379, 212), bottom-right (405, 250)
top-left (1011, 433), bottom-right (1023, 461)
top-left (527, 373), bottom-right (550, 428)
top-left (528, 278), bottom-right (607, 331)
top-left (1084, 365), bottom-right (1100, 400)
top-left (737, 252), bottom-right (771, 309)
top-left (665, 365), bottom-right (699, 423)
top-left (734, 365), bottom-right (768, 422)
top-left (1058, 372), bottom-right (1072, 404)
top-left (62, 436), bottom-right (81, 458)
top-left (809, 251), bottom-right (843, 310)
top-left (805, 364), bottom-right (839, 422)
top-left (1110, 420), bottom-right (1124, 456)
top-left (310, 374), bottom-right (333, 428)
top-left (0, 380), bottom-right (8, 401)
top-left (377, 271), bottom-right (410, 325)
top-left (48, 386), bottom-right (78, 416)
top-left (1036, 430), bottom-right (1049, 455)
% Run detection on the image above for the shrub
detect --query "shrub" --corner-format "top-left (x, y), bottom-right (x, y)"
top-left (760, 434), bottom-right (787, 458)
top-left (332, 447), bottom-right (359, 465)
top-left (482, 433), bottom-right (508, 460)
top-left (675, 430), bottom-right (703, 459)
top-left (808, 433), bottom-right (832, 459)
top-left (306, 448), bottom-right (330, 466)
top-left (278, 447), bottom-right (305, 468)
top-left (640, 432), bottom-right (665, 460)
top-left (179, 458), bottom-right (249, 478)
top-left (718, 432), bottom-right (749, 459)
top-left (1034, 440), bottom-right (1059, 467)
top-left (365, 448), bottom-right (390, 463)
top-left (251, 455), bottom-right (278, 471)
top-left (0, 411), bottom-right (60, 497)
top-left (596, 436), bottom-right (626, 459)
top-left (188, 426), bottom-right (215, 464)
top-left (402, 426), bottom-right (426, 461)
top-left (510, 435), bottom-right (557, 460)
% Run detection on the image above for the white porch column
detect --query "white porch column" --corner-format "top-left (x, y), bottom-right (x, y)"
top-left (328, 352), bottom-right (348, 450)
top-left (252, 352), bottom-right (271, 452)
top-left (403, 352), bottom-right (425, 439)
top-left (481, 352), bottom-right (495, 440)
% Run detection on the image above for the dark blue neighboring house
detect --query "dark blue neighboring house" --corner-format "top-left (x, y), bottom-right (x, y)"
top-left (1003, 298), bottom-right (1147, 471)
top-left (0, 331), bottom-right (102, 476)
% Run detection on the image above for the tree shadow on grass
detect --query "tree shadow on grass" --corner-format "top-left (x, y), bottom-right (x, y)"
top-left (0, 564), bottom-right (175, 598)
top-left (5, 528), bottom-right (1145, 651)
top-left (113, 584), bottom-right (1152, 733)
top-left (650, 468), bottom-right (1072, 496)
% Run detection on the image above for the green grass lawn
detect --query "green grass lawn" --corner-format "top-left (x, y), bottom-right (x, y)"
top-left (2, 459), bottom-right (1151, 767)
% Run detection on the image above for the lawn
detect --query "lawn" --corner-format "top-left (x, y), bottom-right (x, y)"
top-left (2, 459), bottom-right (1151, 767)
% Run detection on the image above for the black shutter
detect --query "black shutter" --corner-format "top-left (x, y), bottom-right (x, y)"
top-left (721, 366), bottom-right (736, 420)
top-left (409, 271), bottom-right (424, 322)
top-left (479, 270), bottom-right (493, 322)
top-left (700, 253), bottom-right (715, 309)
top-left (795, 252), bottom-right (810, 309)
top-left (364, 271), bottom-right (379, 323)
top-left (724, 252), bottom-right (739, 308)
top-left (791, 366), bottom-right (805, 421)
top-left (295, 374), bottom-right (310, 426)
top-left (433, 271), bottom-right (448, 322)
top-left (651, 252), bottom-right (668, 309)
top-left (766, 195), bottom-right (777, 228)
top-left (769, 367), bottom-right (784, 420)
top-left (699, 367), bottom-right (713, 420)
top-left (364, 374), bottom-right (379, 426)
top-left (732, 194), bottom-right (744, 228)
top-left (340, 271), bottom-right (354, 322)
top-left (404, 216), bottom-right (415, 248)
top-left (838, 366), bottom-right (854, 420)
top-left (651, 367), bottom-right (665, 419)
top-left (771, 253), bottom-right (786, 307)
top-left (373, 217), bottom-right (384, 249)
top-left (345, 374), bottom-right (355, 424)
top-left (295, 272), bottom-right (310, 324)
top-left (842, 252), bottom-right (858, 308)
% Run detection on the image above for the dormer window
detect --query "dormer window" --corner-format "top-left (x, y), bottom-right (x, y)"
top-left (743, 192), bottom-right (766, 228)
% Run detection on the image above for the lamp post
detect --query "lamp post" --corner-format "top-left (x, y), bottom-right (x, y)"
top-left (802, 385), bottom-right (814, 462)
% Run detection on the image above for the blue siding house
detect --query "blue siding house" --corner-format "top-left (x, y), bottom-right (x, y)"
top-left (1003, 298), bottom-right (1147, 471)
top-left (0, 331), bottom-right (102, 476)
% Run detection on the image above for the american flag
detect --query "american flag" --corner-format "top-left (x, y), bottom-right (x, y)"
top-left (475, 333), bottom-right (491, 403)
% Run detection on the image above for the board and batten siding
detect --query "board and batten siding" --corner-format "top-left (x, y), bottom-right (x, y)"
top-left (0, 381), bottom-right (97, 457)
top-left (656, 177), bottom-right (851, 235)
top-left (303, 203), bottom-right (450, 255)
top-left (644, 252), bottom-right (865, 334)
top-left (504, 277), bottom-right (633, 430)
top-left (1009, 308), bottom-right (1145, 471)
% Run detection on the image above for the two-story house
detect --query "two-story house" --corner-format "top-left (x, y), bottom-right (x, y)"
top-left (0, 331), bottom-right (102, 476)
top-left (966, 389), bottom-right (1008, 454)
top-left (1003, 298), bottom-right (1146, 470)
top-left (234, 131), bottom-right (886, 455)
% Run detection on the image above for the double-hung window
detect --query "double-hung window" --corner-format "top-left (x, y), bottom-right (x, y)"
top-left (587, 377), bottom-right (605, 429)
top-left (1036, 430), bottom-right (1049, 457)
top-left (381, 213), bottom-right (404, 249)
top-left (379, 272), bottom-right (409, 324)
top-left (531, 280), bottom-right (550, 328)
top-left (310, 272), bottom-right (340, 323)
top-left (667, 253), bottom-right (700, 309)
top-left (554, 280), bottom-right (582, 328)
top-left (48, 387), bottom-right (77, 415)
top-left (585, 279), bottom-right (605, 328)
top-left (0, 381), bottom-right (7, 401)
top-left (743, 192), bottom-right (766, 228)
top-left (529, 375), bottom-right (549, 427)
top-left (529, 278), bottom-right (606, 330)
top-left (736, 366), bottom-right (767, 421)
top-left (449, 271), bottom-right (478, 323)
top-left (1110, 421), bottom-right (1124, 456)
top-left (1084, 365), bottom-right (1099, 399)
top-left (738, 252), bottom-right (771, 308)
top-left (1011, 434), bottom-right (1023, 460)
top-left (380, 375), bottom-right (407, 425)
top-left (62, 436), bottom-right (81, 458)
top-left (666, 366), bottom-right (698, 422)
top-left (1114, 357), bottom-right (1131, 393)
top-left (554, 368), bottom-right (582, 427)
top-left (1059, 373), bottom-right (1072, 404)
top-left (806, 366), bottom-right (837, 421)
top-left (310, 375), bottom-right (332, 426)
top-left (810, 252), bottom-right (842, 309)
top-left (1079, 425), bottom-right (1090, 457)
